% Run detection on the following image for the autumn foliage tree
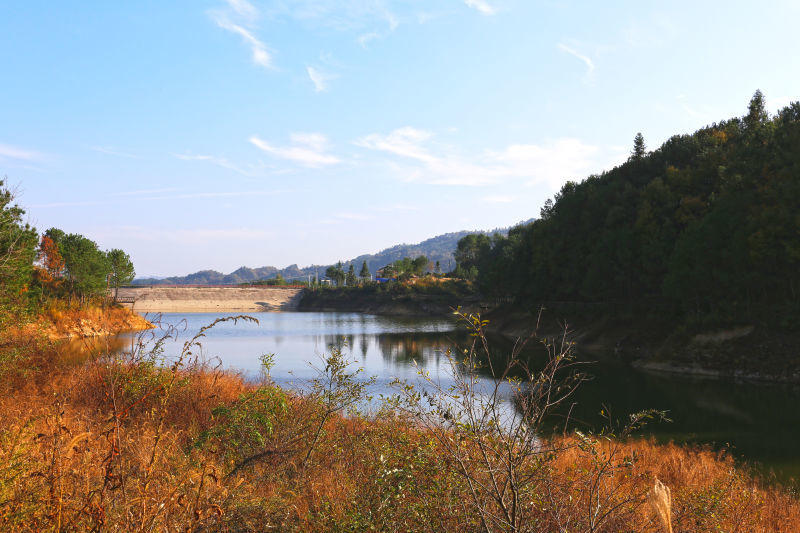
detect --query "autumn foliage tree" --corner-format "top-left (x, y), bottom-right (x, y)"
top-left (34, 235), bottom-right (65, 297)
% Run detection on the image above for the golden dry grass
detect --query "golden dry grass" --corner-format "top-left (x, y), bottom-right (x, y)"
top-left (1, 319), bottom-right (799, 531)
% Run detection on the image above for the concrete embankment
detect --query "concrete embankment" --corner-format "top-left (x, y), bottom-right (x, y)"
top-left (117, 286), bottom-right (305, 312)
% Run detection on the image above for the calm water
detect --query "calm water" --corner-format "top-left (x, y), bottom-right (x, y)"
top-left (92, 311), bottom-right (800, 484)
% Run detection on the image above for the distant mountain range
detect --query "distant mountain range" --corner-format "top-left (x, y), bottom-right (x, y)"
top-left (132, 220), bottom-right (532, 286)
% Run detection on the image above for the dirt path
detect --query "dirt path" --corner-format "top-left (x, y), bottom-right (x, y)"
top-left (116, 286), bottom-right (305, 312)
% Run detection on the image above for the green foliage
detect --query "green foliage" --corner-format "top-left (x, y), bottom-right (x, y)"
top-left (326, 261), bottom-right (346, 286)
top-left (0, 180), bottom-right (38, 305)
top-left (456, 91), bottom-right (800, 325)
top-left (107, 248), bottom-right (135, 296)
top-left (345, 263), bottom-right (356, 286)
top-left (385, 255), bottom-right (429, 277)
top-left (631, 132), bottom-right (646, 160)
top-left (58, 232), bottom-right (111, 300)
top-left (198, 386), bottom-right (288, 464)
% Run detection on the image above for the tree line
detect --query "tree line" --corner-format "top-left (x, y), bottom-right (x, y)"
top-left (454, 92), bottom-right (800, 326)
top-left (0, 182), bottom-right (135, 310)
top-left (323, 256), bottom-right (443, 287)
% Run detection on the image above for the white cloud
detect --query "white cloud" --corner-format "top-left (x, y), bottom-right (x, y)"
top-left (488, 139), bottom-right (608, 188)
top-left (557, 43), bottom-right (595, 80)
top-left (306, 66), bottom-right (337, 92)
top-left (173, 153), bottom-right (255, 176)
top-left (250, 133), bottom-right (340, 167)
top-left (357, 31), bottom-right (381, 48)
top-left (356, 127), bottom-right (436, 163)
top-left (464, 0), bottom-right (496, 15)
top-left (224, 0), bottom-right (259, 22)
top-left (355, 127), bottom-right (622, 188)
top-left (210, 1), bottom-right (271, 69)
top-left (0, 142), bottom-right (41, 161)
top-left (214, 18), bottom-right (272, 68)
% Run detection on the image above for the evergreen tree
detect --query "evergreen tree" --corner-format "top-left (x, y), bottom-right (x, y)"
top-left (745, 89), bottom-right (769, 129)
top-left (631, 132), bottom-right (646, 160)
top-left (60, 233), bottom-right (110, 301)
top-left (359, 260), bottom-right (370, 280)
top-left (107, 248), bottom-right (135, 299)
top-left (452, 91), bottom-right (800, 324)
top-left (0, 180), bottom-right (38, 301)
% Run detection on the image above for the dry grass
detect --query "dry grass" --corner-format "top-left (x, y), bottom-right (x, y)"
top-left (1, 319), bottom-right (799, 531)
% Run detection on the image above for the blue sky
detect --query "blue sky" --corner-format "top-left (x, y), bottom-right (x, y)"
top-left (1, 0), bottom-right (798, 276)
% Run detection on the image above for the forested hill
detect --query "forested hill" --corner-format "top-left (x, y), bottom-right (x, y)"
top-left (457, 92), bottom-right (800, 327)
top-left (133, 222), bottom-right (530, 286)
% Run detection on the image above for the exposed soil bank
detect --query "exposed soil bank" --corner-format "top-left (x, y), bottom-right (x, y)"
top-left (9, 306), bottom-right (154, 341)
top-left (117, 286), bottom-right (304, 312)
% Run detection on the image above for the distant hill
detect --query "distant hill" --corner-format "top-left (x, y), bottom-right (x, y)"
top-left (132, 220), bottom-right (531, 286)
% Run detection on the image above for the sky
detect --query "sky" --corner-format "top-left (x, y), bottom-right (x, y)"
top-left (1, 0), bottom-right (799, 277)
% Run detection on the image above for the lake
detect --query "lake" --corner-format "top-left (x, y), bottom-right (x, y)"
top-left (93, 311), bottom-right (800, 484)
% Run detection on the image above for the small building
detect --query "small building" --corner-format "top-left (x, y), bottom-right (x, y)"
top-left (375, 265), bottom-right (393, 278)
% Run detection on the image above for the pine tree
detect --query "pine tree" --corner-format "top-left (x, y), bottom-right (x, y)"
top-left (359, 260), bottom-right (370, 280)
top-left (631, 132), bottom-right (646, 160)
top-left (745, 89), bottom-right (768, 129)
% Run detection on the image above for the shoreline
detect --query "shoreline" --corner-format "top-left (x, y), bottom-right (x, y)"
top-left (117, 286), bottom-right (304, 313)
top-left (115, 286), bottom-right (800, 385)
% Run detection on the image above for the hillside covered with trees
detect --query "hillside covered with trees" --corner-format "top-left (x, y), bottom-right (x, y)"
top-left (133, 222), bottom-right (529, 286)
top-left (455, 92), bottom-right (799, 330)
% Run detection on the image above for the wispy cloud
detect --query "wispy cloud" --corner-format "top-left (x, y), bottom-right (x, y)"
top-left (357, 31), bottom-right (381, 48)
top-left (356, 127), bottom-right (622, 188)
top-left (464, 0), bottom-right (496, 15)
top-left (172, 153), bottom-right (256, 176)
top-left (0, 142), bottom-right (42, 161)
top-left (210, 0), bottom-right (272, 69)
top-left (250, 133), bottom-right (340, 167)
top-left (557, 43), bottom-right (595, 81)
top-left (224, 0), bottom-right (259, 21)
top-left (306, 66), bottom-right (337, 92)
top-left (264, 1), bottom-right (400, 47)
top-left (90, 146), bottom-right (140, 159)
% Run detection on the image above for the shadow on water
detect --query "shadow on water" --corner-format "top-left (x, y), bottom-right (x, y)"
top-left (475, 333), bottom-right (800, 485)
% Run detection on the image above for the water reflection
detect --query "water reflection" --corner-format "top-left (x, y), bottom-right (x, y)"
top-left (101, 311), bottom-right (800, 483)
